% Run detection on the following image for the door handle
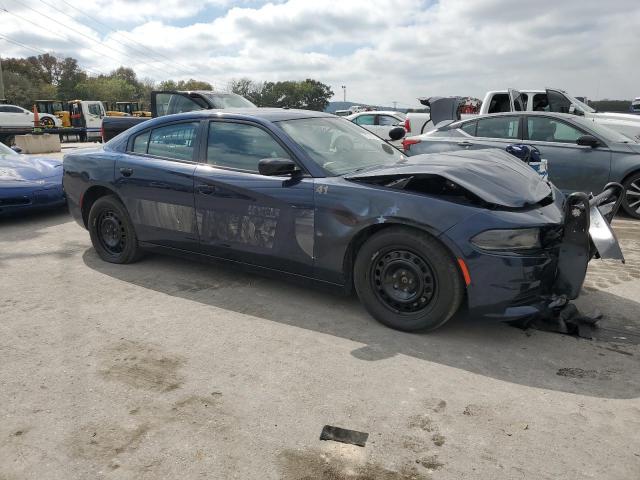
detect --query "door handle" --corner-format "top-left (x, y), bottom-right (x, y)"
top-left (457, 141), bottom-right (473, 147)
top-left (196, 185), bottom-right (215, 195)
top-left (119, 167), bottom-right (133, 177)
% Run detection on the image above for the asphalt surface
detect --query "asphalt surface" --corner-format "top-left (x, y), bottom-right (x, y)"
top-left (1, 146), bottom-right (639, 479)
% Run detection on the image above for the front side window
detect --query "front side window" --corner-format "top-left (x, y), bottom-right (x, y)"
top-left (354, 115), bottom-right (375, 126)
top-left (146, 122), bottom-right (199, 160)
top-left (88, 103), bottom-right (102, 116)
top-left (378, 115), bottom-right (399, 126)
top-left (476, 116), bottom-right (520, 139)
top-left (207, 121), bottom-right (290, 172)
top-left (527, 117), bottom-right (584, 143)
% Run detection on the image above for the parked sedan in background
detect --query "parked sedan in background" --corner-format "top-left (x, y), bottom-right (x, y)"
top-left (402, 112), bottom-right (640, 218)
top-left (0, 104), bottom-right (62, 128)
top-left (64, 108), bottom-right (623, 332)
top-left (346, 110), bottom-right (406, 143)
top-left (0, 142), bottom-right (65, 215)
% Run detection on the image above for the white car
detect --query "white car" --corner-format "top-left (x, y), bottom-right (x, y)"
top-left (346, 110), bottom-right (406, 144)
top-left (0, 104), bottom-right (61, 128)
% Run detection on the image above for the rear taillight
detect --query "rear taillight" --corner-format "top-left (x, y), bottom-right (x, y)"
top-left (404, 118), bottom-right (411, 133)
top-left (402, 138), bottom-right (421, 152)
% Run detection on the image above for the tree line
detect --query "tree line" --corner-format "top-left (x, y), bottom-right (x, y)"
top-left (1, 54), bottom-right (334, 111)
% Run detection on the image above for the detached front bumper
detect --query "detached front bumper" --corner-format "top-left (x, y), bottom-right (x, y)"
top-left (444, 183), bottom-right (625, 320)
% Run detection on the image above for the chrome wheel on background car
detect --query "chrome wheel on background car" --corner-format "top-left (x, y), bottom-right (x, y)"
top-left (40, 117), bottom-right (54, 127)
top-left (354, 227), bottom-right (464, 332)
top-left (622, 173), bottom-right (640, 219)
top-left (371, 249), bottom-right (435, 313)
top-left (88, 195), bottom-right (142, 264)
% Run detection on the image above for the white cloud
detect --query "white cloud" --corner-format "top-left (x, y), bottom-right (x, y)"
top-left (1, 0), bottom-right (639, 107)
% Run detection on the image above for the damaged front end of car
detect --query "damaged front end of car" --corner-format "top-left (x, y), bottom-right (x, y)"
top-left (346, 149), bottom-right (625, 336)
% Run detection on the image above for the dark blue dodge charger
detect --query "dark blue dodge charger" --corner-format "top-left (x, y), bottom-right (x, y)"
top-left (63, 109), bottom-right (624, 331)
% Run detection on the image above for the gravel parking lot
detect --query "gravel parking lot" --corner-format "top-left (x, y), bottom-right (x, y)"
top-left (1, 148), bottom-right (640, 479)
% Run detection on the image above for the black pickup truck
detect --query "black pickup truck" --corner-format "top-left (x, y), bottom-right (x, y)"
top-left (101, 90), bottom-right (256, 141)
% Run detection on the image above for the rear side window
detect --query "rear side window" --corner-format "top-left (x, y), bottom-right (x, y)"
top-left (476, 116), bottom-right (520, 139)
top-left (132, 131), bottom-right (150, 153)
top-left (146, 122), bottom-right (199, 160)
top-left (460, 121), bottom-right (477, 136)
top-left (207, 121), bottom-right (290, 172)
top-left (487, 94), bottom-right (510, 113)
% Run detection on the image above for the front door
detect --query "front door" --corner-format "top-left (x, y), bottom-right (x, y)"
top-left (524, 115), bottom-right (611, 194)
top-left (114, 120), bottom-right (201, 250)
top-left (194, 119), bottom-right (315, 275)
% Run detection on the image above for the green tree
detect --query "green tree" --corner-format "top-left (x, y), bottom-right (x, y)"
top-left (75, 77), bottom-right (137, 105)
top-left (249, 79), bottom-right (333, 111)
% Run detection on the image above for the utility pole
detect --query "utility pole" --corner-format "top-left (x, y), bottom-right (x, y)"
top-left (341, 85), bottom-right (346, 102)
top-left (0, 57), bottom-right (5, 102)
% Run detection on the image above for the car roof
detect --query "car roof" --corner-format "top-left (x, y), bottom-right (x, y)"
top-left (183, 107), bottom-right (335, 122)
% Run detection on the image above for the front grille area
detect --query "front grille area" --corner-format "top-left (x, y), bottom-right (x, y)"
top-left (0, 196), bottom-right (31, 207)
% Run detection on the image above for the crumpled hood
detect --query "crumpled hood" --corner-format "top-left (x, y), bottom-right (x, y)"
top-left (346, 148), bottom-right (552, 208)
top-left (0, 154), bottom-right (62, 186)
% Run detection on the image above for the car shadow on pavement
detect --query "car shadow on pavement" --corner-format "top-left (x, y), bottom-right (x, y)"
top-left (0, 207), bottom-right (72, 242)
top-left (82, 248), bottom-right (640, 399)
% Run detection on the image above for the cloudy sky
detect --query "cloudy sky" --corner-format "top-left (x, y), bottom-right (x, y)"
top-left (1, 0), bottom-right (639, 107)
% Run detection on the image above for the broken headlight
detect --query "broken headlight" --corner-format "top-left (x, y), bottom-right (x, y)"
top-left (471, 228), bottom-right (541, 251)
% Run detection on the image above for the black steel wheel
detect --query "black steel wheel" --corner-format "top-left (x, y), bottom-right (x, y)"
top-left (354, 227), bottom-right (464, 332)
top-left (371, 249), bottom-right (436, 313)
top-left (621, 172), bottom-right (640, 219)
top-left (88, 195), bottom-right (142, 264)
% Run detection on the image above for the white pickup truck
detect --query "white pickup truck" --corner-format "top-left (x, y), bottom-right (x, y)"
top-left (406, 88), bottom-right (640, 140)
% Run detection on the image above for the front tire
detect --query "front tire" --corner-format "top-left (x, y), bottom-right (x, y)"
top-left (621, 172), bottom-right (640, 219)
top-left (88, 195), bottom-right (142, 264)
top-left (354, 227), bottom-right (464, 332)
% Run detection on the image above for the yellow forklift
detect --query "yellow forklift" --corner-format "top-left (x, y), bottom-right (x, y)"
top-left (105, 101), bottom-right (151, 117)
top-left (35, 100), bottom-right (71, 127)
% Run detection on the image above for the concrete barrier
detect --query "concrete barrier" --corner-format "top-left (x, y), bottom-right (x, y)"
top-left (14, 134), bottom-right (61, 154)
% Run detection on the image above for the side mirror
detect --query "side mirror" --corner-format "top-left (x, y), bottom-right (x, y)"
top-left (576, 134), bottom-right (599, 148)
top-left (258, 157), bottom-right (299, 176)
top-left (569, 104), bottom-right (584, 116)
top-left (11, 146), bottom-right (22, 153)
top-left (388, 126), bottom-right (406, 141)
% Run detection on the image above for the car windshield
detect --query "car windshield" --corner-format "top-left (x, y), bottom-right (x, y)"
top-left (277, 117), bottom-right (406, 175)
top-left (204, 93), bottom-right (256, 108)
top-left (571, 116), bottom-right (638, 143)
top-left (0, 143), bottom-right (16, 155)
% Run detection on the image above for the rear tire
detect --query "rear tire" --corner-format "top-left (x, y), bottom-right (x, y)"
top-left (88, 195), bottom-right (142, 264)
top-left (621, 172), bottom-right (640, 219)
top-left (354, 227), bottom-right (464, 332)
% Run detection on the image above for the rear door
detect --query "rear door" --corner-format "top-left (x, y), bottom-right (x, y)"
top-left (524, 115), bottom-right (611, 193)
top-left (456, 115), bottom-right (523, 151)
top-left (114, 120), bottom-right (201, 250)
top-left (194, 119), bottom-right (315, 275)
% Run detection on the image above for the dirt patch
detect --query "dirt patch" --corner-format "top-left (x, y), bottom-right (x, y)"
top-left (279, 449), bottom-right (431, 480)
top-left (407, 415), bottom-right (436, 432)
top-left (556, 368), bottom-right (601, 379)
top-left (67, 423), bottom-right (150, 464)
top-left (417, 455), bottom-right (444, 470)
top-left (98, 340), bottom-right (186, 392)
top-left (431, 433), bottom-right (445, 447)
